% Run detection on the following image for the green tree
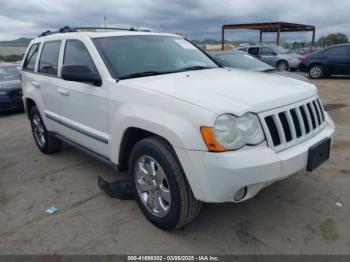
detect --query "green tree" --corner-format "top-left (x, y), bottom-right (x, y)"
top-left (318, 33), bottom-right (349, 47)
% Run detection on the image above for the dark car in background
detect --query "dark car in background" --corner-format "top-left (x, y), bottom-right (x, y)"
top-left (0, 63), bottom-right (23, 112)
top-left (299, 44), bottom-right (350, 79)
top-left (209, 50), bottom-right (309, 82)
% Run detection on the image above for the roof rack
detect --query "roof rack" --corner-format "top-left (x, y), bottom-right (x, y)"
top-left (38, 26), bottom-right (150, 37)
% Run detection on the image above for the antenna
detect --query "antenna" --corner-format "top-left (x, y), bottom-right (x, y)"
top-left (104, 16), bottom-right (107, 31)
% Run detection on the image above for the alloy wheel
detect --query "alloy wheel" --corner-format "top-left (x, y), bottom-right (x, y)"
top-left (134, 155), bottom-right (171, 217)
top-left (32, 114), bottom-right (46, 148)
top-left (310, 66), bottom-right (322, 78)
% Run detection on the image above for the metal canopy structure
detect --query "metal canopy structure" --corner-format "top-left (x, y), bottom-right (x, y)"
top-left (221, 22), bottom-right (316, 50)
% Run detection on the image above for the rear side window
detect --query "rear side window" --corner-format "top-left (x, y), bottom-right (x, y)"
top-left (63, 40), bottom-right (96, 72)
top-left (325, 46), bottom-right (348, 56)
top-left (248, 47), bottom-right (260, 56)
top-left (39, 41), bottom-right (61, 76)
top-left (23, 44), bottom-right (39, 71)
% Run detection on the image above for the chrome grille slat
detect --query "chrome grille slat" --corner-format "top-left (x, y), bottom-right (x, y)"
top-left (259, 96), bottom-right (326, 152)
top-left (285, 110), bottom-right (297, 140)
top-left (273, 114), bottom-right (286, 145)
top-left (295, 107), bottom-right (306, 136)
top-left (303, 104), bottom-right (313, 134)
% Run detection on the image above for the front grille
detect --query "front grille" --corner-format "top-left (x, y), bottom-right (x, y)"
top-left (259, 96), bottom-right (326, 152)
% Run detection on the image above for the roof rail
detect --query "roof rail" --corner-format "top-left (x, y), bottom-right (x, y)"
top-left (38, 26), bottom-right (150, 37)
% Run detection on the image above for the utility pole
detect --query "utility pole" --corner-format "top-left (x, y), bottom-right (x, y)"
top-left (104, 16), bottom-right (107, 31)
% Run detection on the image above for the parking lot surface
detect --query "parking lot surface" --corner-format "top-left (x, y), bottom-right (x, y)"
top-left (0, 75), bottom-right (350, 255)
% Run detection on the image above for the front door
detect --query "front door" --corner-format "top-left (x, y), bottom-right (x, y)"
top-left (260, 47), bottom-right (277, 67)
top-left (324, 46), bottom-right (349, 75)
top-left (57, 39), bottom-right (109, 157)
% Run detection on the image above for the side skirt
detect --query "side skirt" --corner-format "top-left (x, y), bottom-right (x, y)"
top-left (52, 133), bottom-right (119, 171)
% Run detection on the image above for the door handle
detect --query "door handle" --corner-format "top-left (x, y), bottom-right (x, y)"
top-left (32, 81), bottom-right (40, 88)
top-left (57, 88), bottom-right (70, 96)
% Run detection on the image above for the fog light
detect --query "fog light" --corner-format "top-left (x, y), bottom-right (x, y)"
top-left (234, 187), bottom-right (247, 201)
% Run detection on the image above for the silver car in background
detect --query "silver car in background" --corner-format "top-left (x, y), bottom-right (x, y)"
top-left (208, 50), bottom-right (309, 82)
top-left (237, 45), bottom-right (301, 71)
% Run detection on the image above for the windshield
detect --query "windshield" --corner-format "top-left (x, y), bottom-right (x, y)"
top-left (271, 46), bottom-right (292, 54)
top-left (214, 53), bottom-right (273, 71)
top-left (93, 35), bottom-right (218, 79)
top-left (0, 65), bottom-right (20, 81)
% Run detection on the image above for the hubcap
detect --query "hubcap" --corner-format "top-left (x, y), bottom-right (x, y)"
top-left (278, 62), bottom-right (287, 71)
top-left (310, 66), bottom-right (322, 78)
top-left (32, 115), bottom-right (46, 148)
top-left (134, 155), bottom-right (171, 217)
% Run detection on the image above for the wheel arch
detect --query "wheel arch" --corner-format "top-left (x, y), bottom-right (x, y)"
top-left (276, 59), bottom-right (288, 66)
top-left (24, 98), bottom-right (37, 119)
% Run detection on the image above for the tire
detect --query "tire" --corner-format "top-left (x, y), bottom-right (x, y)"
top-left (277, 60), bottom-right (289, 71)
top-left (309, 64), bottom-right (325, 79)
top-left (30, 106), bottom-right (61, 154)
top-left (129, 137), bottom-right (201, 230)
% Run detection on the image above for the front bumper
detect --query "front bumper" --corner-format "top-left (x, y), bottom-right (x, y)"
top-left (288, 60), bottom-right (301, 69)
top-left (0, 94), bottom-right (24, 112)
top-left (175, 114), bottom-right (335, 203)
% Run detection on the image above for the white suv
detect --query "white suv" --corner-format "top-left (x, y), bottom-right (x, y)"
top-left (21, 28), bottom-right (335, 230)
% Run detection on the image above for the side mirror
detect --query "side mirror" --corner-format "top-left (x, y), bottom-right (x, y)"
top-left (61, 65), bottom-right (102, 86)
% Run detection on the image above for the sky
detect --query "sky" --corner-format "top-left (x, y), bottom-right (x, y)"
top-left (0, 0), bottom-right (349, 41)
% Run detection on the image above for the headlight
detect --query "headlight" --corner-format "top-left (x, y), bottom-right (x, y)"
top-left (289, 57), bottom-right (299, 62)
top-left (201, 113), bottom-right (265, 151)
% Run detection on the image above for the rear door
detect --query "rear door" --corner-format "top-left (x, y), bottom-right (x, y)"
top-left (323, 46), bottom-right (349, 75)
top-left (57, 39), bottom-right (109, 157)
top-left (23, 41), bottom-right (62, 132)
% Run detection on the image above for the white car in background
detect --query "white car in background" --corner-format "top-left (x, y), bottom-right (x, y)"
top-left (21, 28), bottom-right (335, 230)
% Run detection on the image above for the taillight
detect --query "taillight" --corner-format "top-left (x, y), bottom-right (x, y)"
top-left (300, 54), bottom-right (308, 63)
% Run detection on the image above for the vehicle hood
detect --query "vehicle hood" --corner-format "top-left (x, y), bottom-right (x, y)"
top-left (0, 79), bottom-right (21, 92)
top-left (124, 68), bottom-right (317, 115)
top-left (273, 70), bottom-right (311, 83)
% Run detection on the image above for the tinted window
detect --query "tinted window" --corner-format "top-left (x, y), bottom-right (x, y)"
top-left (0, 66), bottom-right (20, 81)
top-left (325, 46), bottom-right (348, 56)
top-left (23, 44), bottom-right (39, 71)
top-left (216, 53), bottom-right (273, 71)
top-left (261, 47), bottom-right (276, 56)
top-left (64, 40), bottom-right (96, 72)
top-left (248, 47), bottom-right (260, 56)
top-left (93, 35), bottom-right (217, 79)
top-left (39, 41), bottom-right (61, 76)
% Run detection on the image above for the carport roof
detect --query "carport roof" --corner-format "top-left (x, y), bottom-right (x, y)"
top-left (222, 22), bottom-right (315, 32)
top-left (221, 22), bottom-right (316, 49)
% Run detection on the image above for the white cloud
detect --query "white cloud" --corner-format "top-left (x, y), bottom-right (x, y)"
top-left (0, 0), bottom-right (349, 41)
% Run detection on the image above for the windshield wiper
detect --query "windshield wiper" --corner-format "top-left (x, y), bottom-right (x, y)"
top-left (179, 65), bottom-right (215, 72)
top-left (262, 68), bottom-right (280, 73)
top-left (118, 71), bottom-right (172, 80)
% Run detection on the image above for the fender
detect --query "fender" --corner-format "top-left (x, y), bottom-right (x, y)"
top-left (109, 103), bottom-right (210, 165)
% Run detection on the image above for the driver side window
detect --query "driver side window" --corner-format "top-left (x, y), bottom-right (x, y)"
top-left (261, 47), bottom-right (276, 56)
top-left (63, 40), bottom-right (97, 73)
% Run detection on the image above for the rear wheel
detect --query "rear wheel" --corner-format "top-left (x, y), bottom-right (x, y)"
top-left (129, 137), bottom-right (201, 230)
top-left (30, 106), bottom-right (61, 154)
top-left (277, 60), bottom-right (289, 71)
top-left (309, 64), bottom-right (325, 79)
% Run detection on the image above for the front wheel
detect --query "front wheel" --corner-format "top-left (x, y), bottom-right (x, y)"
top-left (277, 60), bottom-right (289, 71)
top-left (129, 137), bottom-right (201, 230)
top-left (309, 64), bottom-right (325, 79)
